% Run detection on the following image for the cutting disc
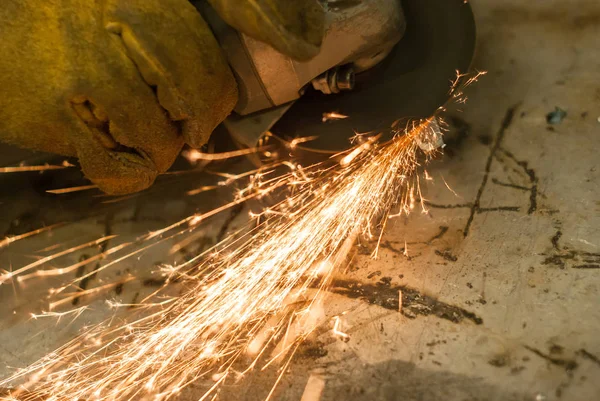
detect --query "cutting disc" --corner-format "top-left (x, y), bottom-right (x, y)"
top-left (270, 0), bottom-right (476, 154)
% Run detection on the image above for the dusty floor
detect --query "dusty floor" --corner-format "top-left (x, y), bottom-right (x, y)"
top-left (1, 0), bottom-right (599, 400)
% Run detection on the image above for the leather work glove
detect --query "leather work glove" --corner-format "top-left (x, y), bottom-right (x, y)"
top-left (0, 0), bottom-right (324, 194)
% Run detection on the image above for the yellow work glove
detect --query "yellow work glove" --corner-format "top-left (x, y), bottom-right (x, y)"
top-left (0, 0), bottom-right (324, 194)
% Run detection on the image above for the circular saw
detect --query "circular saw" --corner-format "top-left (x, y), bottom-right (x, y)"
top-left (196, 0), bottom-right (476, 158)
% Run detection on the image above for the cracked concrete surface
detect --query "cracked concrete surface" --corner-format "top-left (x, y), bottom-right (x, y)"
top-left (1, 0), bottom-right (599, 400)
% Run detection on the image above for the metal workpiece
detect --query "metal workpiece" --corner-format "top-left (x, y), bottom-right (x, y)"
top-left (196, 0), bottom-right (406, 115)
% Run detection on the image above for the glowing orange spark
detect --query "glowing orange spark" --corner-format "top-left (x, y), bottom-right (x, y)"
top-left (46, 184), bottom-right (98, 194)
top-left (0, 161), bottom-right (73, 173)
top-left (441, 175), bottom-right (462, 198)
top-left (289, 136), bottom-right (319, 149)
top-left (0, 224), bottom-right (63, 249)
top-left (340, 135), bottom-right (380, 166)
top-left (182, 147), bottom-right (267, 163)
top-left (0, 236), bottom-right (116, 285)
top-left (322, 112), bottom-right (349, 122)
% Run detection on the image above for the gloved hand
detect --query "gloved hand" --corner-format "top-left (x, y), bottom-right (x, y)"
top-left (0, 0), bottom-right (324, 194)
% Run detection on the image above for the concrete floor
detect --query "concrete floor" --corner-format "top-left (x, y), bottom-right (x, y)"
top-left (1, 0), bottom-right (599, 400)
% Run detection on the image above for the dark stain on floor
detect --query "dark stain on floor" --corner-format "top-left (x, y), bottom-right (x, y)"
top-left (296, 340), bottom-right (329, 360)
top-left (524, 345), bottom-right (578, 373)
top-left (577, 349), bottom-right (600, 367)
top-left (543, 229), bottom-right (600, 269)
top-left (435, 249), bottom-right (458, 262)
top-left (329, 279), bottom-right (483, 325)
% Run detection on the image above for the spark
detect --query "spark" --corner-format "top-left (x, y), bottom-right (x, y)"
top-left (340, 135), bottom-right (380, 166)
top-left (30, 306), bottom-right (89, 324)
top-left (48, 278), bottom-right (135, 310)
top-left (0, 223), bottom-right (63, 249)
top-left (289, 136), bottom-right (319, 149)
top-left (187, 165), bottom-right (281, 196)
top-left (441, 175), bottom-right (462, 198)
top-left (46, 184), bottom-right (98, 194)
top-left (0, 161), bottom-right (73, 173)
top-left (0, 116), bottom-right (441, 401)
top-left (0, 236), bottom-right (116, 285)
top-left (448, 69), bottom-right (486, 105)
top-left (186, 185), bottom-right (218, 196)
top-left (322, 111), bottom-right (349, 122)
top-left (182, 147), bottom-right (267, 163)
top-left (15, 242), bottom-right (131, 283)
top-left (34, 243), bottom-right (64, 253)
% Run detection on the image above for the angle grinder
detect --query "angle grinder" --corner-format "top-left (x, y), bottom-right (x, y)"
top-left (194, 0), bottom-right (476, 159)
